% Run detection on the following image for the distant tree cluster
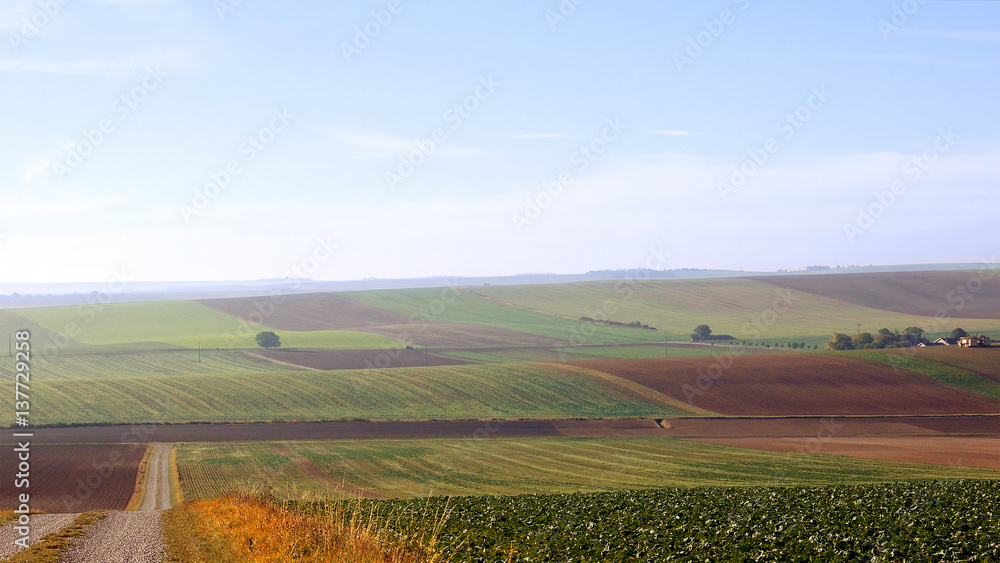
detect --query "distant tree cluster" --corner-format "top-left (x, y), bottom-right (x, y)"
top-left (826, 327), bottom-right (931, 351)
top-left (580, 318), bottom-right (657, 331)
top-left (740, 340), bottom-right (817, 349)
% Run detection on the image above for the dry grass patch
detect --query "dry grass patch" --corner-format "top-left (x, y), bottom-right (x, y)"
top-left (163, 493), bottom-right (446, 563)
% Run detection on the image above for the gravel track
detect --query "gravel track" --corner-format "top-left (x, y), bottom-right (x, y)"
top-left (0, 513), bottom-right (78, 559)
top-left (57, 444), bottom-right (173, 562)
top-left (60, 511), bottom-right (165, 563)
top-left (140, 443), bottom-right (172, 512)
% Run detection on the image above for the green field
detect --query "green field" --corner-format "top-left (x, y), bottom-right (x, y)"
top-left (176, 437), bottom-right (1000, 501)
top-left (437, 344), bottom-right (735, 364)
top-left (3, 301), bottom-right (404, 351)
top-left (332, 480), bottom-right (1000, 562)
top-left (561, 344), bottom-right (743, 360)
top-left (471, 279), bottom-right (1000, 341)
top-left (4, 277), bottom-right (997, 355)
top-left (345, 288), bottom-right (682, 344)
top-left (31, 350), bottom-right (302, 380)
top-left (29, 362), bottom-right (694, 425)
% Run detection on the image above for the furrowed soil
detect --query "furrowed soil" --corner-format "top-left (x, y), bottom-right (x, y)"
top-left (0, 445), bottom-right (145, 513)
top-left (750, 270), bottom-right (1000, 318)
top-left (690, 436), bottom-right (1000, 470)
top-left (573, 355), bottom-right (1000, 416)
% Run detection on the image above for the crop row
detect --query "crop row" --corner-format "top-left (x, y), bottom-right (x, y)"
top-left (328, 480), bottom-right (1000, 562)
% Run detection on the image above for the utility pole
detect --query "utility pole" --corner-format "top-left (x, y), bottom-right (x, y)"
top-left (198, 342), bottom-right (201, 363)
top-left (664, 339), bottom-right (668, 358)
top-left (8, 333), bottom-right (11, 357)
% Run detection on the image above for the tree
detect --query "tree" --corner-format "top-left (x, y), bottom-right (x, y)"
top-left (950, 327), bottom-right (969, 339)
top-left (691, 324), bottom-right (712, 342)
top-left (900, 326), bottom-right (925, 346)
top-left (852, 332), bottom-right (874, 348)
top-left (826, 333), bottom-right (854, 351)
top-left (255, 331), bottom-right (281, 349)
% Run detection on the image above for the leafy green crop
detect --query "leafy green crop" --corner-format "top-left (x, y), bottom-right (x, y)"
top-left (326, 480), bottom-right (1000, 562)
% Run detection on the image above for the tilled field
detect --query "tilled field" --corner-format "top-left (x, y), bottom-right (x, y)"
top-left (689, 435), bottom-right (1000, 469)
top-left (574, 355), bottom-right (1000, 415)
top-left (0, 444), bottom-right (145, 513)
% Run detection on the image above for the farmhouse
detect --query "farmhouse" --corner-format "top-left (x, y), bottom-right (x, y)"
top-left (933, 337), bottom-right (960, 346)
top-left (958, 335), bottom-right (993, 348)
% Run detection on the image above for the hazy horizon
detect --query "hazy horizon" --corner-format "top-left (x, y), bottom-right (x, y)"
top-left (3, 1), bottom-right (998, 283)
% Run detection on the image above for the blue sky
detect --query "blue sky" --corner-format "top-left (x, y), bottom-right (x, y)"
top-left (1, 0), bottom-right (998, 283)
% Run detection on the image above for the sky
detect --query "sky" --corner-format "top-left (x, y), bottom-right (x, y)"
top-left (1, 0), bottom-right (998, 284)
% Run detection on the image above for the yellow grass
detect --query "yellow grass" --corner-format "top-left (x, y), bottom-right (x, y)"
top-left (163, 493), bottom-right (446, 563)
top-left (125, 444), bottom-right (153, 511)
top-left (169, 446), bottom-right (184, 507)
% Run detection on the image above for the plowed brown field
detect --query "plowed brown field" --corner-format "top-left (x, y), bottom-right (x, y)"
top-left (750, 270), bottom-right (1000, 318)
top-left (572, 355), bottom-right (1000, 416)
top-left (690, 436), bottom-right (1000, 469)
top-left (659, 415), bottom-right (1000, 437)
top-left (0, 444), bottom-right (145, 513)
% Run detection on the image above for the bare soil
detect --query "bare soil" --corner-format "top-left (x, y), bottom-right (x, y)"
top-left (689, 436), bottom-right (1000, 469)
top-left (0, 445), bottom-right (146, 513)
top-left (749, 270), bottom-right (1000, 318)
top-left (571, 355), bottom-right (1000, 416)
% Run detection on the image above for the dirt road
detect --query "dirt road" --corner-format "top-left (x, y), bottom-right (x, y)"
top-left (140, 443), bottom-right (173, 512)
top-left (60, 511), bottom-right (165, 563)
top-left (59, 444), bottom-right (173, 562)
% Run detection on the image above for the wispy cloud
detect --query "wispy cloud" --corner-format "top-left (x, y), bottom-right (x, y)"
top-left (327, 128), bottom-right (491, 159)
top-left (514, 133), bottom-right (576, 140)
top-left (648, 130), bottom-right (693, 137)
